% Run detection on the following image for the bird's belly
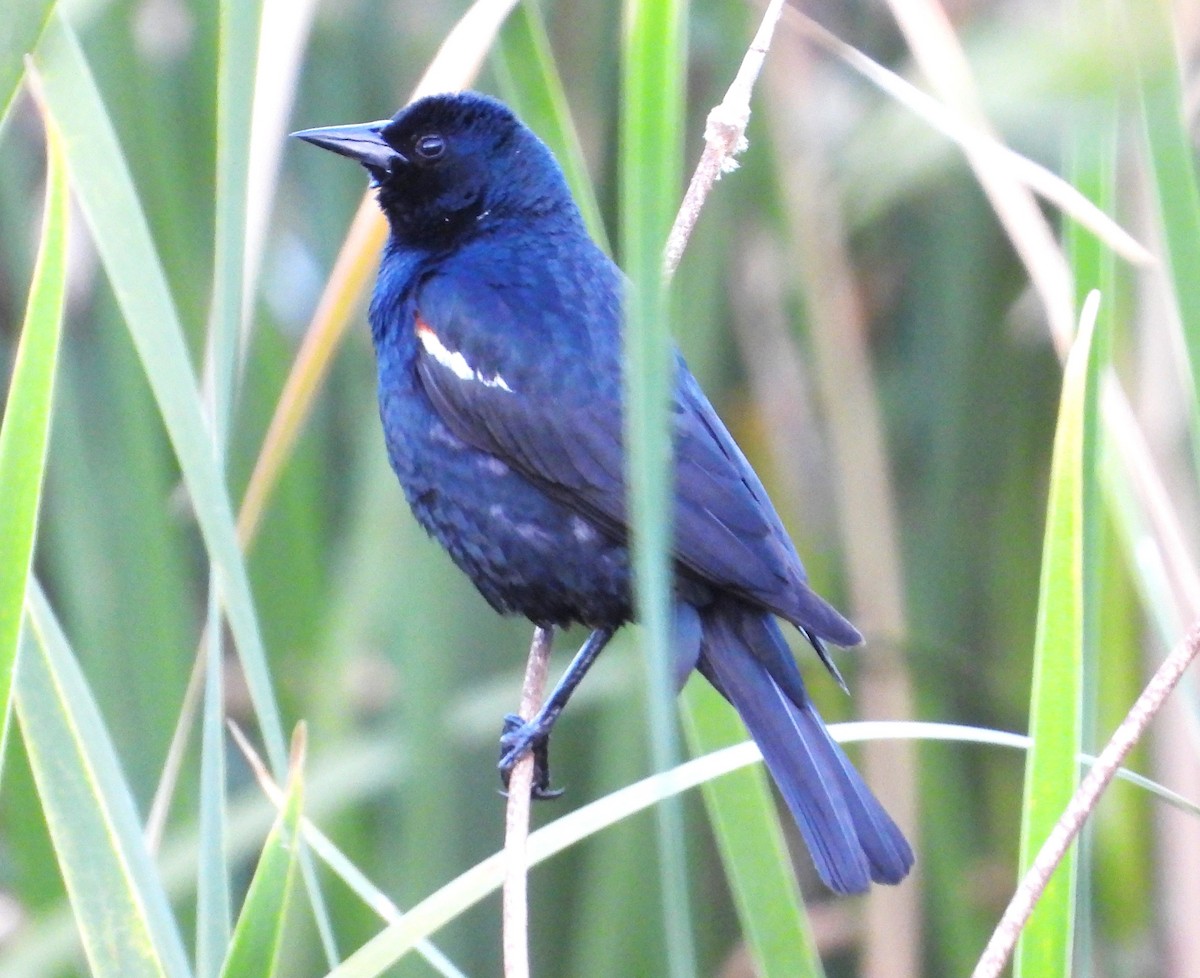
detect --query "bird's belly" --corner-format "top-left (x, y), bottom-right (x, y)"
top-left (380, 389), bottom-right (632, 626)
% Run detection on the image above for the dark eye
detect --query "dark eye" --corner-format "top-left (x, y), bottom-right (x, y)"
top-left (414, 133), bottom-right (446, 160)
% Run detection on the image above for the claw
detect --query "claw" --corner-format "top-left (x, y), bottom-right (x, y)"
top-left (499, 713), bottom-right (563, 800)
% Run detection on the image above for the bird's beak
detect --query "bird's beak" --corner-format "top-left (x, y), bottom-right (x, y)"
top-left (291, 120), bottom-right (398, 171)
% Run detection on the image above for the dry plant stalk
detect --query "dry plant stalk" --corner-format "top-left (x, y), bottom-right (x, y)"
top-left (662, 0), bottom-right (787, 277)
top-left (971, 622), bottom-right (1200, 978)
top-left (502, 626), bottom-right (554, 978)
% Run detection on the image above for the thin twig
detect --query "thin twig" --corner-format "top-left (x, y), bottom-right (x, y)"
top-left (662, 0), bottom-right (787, 276)
top-left (502, 625), bottom-right (555, 978)
top-left (971, 621), bottom-right (1200, 978)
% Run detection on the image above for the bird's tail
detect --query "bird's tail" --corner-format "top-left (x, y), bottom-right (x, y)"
top-left (696, 605), bottom-right (913, 894)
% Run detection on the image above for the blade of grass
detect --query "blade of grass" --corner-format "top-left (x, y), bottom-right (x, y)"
top-left (196, 609), bottom-right (230, 978)
top-left (0, 99), bottom-right (67, 785)
top-left (1130, 0), bottom-right (1200, 476)
top-left (16, 580), bottom-right (191, 978)
top-left (196, 0), bottom-right (264, 969)
top-left (831, 720), bottom-right (1200, 817)
top-left (1065, 15), bottom-right (1119, 963)
top-left (0, 731), bottom-right (397, 978)
top-left (321, 744), bottom-right (759, 978)
top-left (227, 722), bottom-right (469, 978)
top-left (682, 682), bottom-right (825, 978)
top-left (1012, 294), bottom-right (1099, 978)
top-left (31, 22), bottom-right (352, 966)
top-left (217, 727), bottom-right (305, 978)
top-left (663, 7), bottom-right (830, 973)
top-left (620, 0), bottom-right (692, 973)
top-left (31, 12), bottom-right (288, 771)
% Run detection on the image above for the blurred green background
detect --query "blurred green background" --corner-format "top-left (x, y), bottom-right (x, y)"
top-left (1, 0), bottom-right (1198, 976)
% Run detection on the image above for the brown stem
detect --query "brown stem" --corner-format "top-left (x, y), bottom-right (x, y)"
top-left (502, 625), bottom-right (555, 978)
top-left (971, 622), bottom-right (1200, 978)
top-left (662, 0), bottom-right (787, 277)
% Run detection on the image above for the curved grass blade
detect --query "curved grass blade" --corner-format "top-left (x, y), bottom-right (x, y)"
top-left (496, 7), bottom-right (820, 969)
top-left (16, 581), bottom-right (191, 978)
top-left (321, 746), bottom-right (757, 978)
top-left (1065, 22), bottom-right (1118, 961)
top-left (317, 714), bottom-right (1189, 978)
top-left (0, 104), bottom-right (67, 785)
top-left (1013, 295), bottom-right (1100, 978)
top-left (217, 728), bottom-right (305, 978)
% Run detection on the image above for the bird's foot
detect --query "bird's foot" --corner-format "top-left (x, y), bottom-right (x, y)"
top-left (499, 712), bottom-right (563, 800)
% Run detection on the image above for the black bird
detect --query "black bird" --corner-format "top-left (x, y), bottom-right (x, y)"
top-left (294, 92), bottom-right (913, 894)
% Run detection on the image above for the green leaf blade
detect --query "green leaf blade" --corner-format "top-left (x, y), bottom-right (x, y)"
top-left (493, 0), bottom-right (610, 253)
top-left (31, 11), bottom-right (287, 775)
top-left (0, 113), bottom-right (68, 783)
top-left (16, 582), bottom-right (191, 978)
top-left (218, 736), bottom-right (304, 978)
top-left (682, 682), bottom-right (825, 978)
top-left (620, 0), bottom-right (692, 973)
top-left (1014, 300), bottom-right (1099, 978)
top-left (1133, 0), bottom-right (1200, 480)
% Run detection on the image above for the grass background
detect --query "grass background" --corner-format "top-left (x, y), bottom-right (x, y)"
top-left (1, 0), bottom-right (1198, 976)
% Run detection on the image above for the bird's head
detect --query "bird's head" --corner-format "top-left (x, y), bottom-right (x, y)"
top-left (293, 92), bottom-right (579, 248)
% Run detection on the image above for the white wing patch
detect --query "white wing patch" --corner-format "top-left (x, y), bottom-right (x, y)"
top-left (416, 319), bottom-right (514, 393)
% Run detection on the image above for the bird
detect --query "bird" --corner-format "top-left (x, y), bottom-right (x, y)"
top-left (293, 91), bottom-right (913, 894)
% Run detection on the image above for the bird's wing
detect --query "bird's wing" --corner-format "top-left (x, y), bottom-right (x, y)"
top-left (411, 268), bottom-right (859, 645)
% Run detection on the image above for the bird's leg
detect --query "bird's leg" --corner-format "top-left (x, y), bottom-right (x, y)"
top-left (499, 625), bottom-right (616, 799)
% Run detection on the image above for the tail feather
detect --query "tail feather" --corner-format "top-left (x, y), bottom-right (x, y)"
top-left (698, 607), bottom-right (913, 894)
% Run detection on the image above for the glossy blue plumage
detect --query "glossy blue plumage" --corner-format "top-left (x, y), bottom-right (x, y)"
top-left (297, 91), bottom-right (913, 893)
